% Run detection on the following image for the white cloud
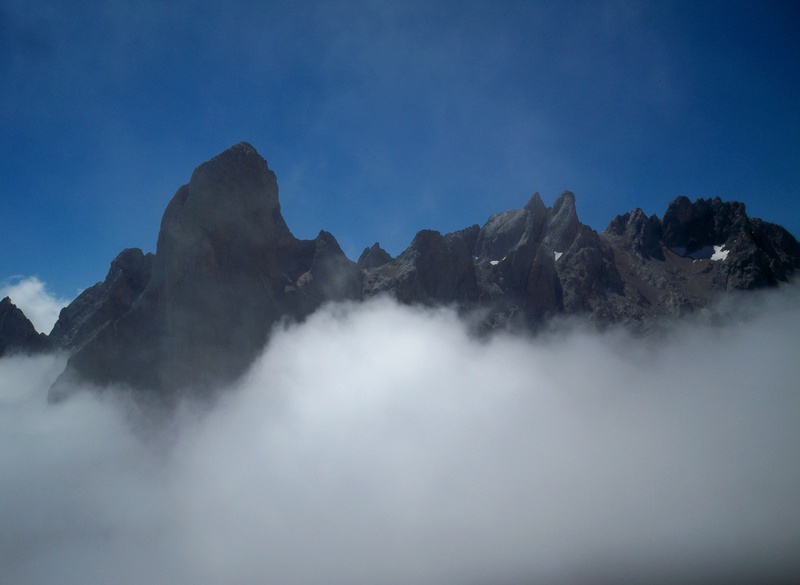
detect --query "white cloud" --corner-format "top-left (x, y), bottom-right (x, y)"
top-left (0, 276), bottom-right (70, 334)
top-left (2, 288), bottom-right (800, 584)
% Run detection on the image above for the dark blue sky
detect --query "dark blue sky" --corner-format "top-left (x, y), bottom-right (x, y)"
top-left (3, 0), bottom-right (799, 301)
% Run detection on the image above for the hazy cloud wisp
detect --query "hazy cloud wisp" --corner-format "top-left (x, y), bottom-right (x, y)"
top-left (0, 276), bottom-right (70, 334)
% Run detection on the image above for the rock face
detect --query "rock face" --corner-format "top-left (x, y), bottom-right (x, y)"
top-left (363, 228), bottom-right (480, 305)
top-left (602, 196), bottom-right (800, 325)
top-left (30, 143), bottom-right (799, 403)
top-left (50, 143), bottom-right (360, 402)
top-left (357, 243), bottom-right (393, 269)
top-left (363, 190), bottom-right (625, 329)
top-left (0, 297), bottom-right (49, 357)
top-left (49, 248), bottom-right (154, 350)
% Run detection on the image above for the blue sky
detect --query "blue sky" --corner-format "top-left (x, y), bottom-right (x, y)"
top-left (2, 0), bottom-right (799, 306)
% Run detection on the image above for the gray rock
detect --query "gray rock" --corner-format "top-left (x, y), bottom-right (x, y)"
top-left (604, 208), bottom-right (663, 260)
top-left (357, 243), bottom-right (393, 269)
top-left (49, 248), bottom-right (154, 350)
top-left (363, 228), bottom-right (479, 305)
top-left (45, 144), bottom-right (800, 404)
top-left (599, 195), bottom-right (800, 327)
top-left (50, 143), bottom-right (359, 402)
top-left (545, 190), bottom-right (580, 252)
top-left (0, 297), bottom-right (49, 357)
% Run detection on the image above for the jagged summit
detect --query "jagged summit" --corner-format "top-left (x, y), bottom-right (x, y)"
top-left (0, 142), bottom-right (794, 402)
top-left (0, 297), bottom-right (49, 356)
top-left (49, 143), bottom-right (361, 402)
top-left (357, 243), bottom-right (393, 269)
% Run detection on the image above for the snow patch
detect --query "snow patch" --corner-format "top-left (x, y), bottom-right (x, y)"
top-left (554, 251), bottom-right (563, 262)
top-left (711, 245), bottom-right (729, 261)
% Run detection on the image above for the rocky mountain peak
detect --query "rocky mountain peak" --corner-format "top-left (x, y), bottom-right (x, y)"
top-left (49, 143), bottom-right (358, 401)
top-left (546, 190), bottom-right (580, 251)
top-left (604, 208), bottom-right (663, 259)
top-left (30, 144), bottom-right (799, 405)
top-left (154, 142), bottom-right (289, 284)
top-left (357, 243), bottom-right (393, 268)
top-left (524, 192), bottom-right (547, 214)
top-left (49, 248), bottom-right (154, 351)
top-left (0, 297), bottom-right (49, 356)
top-left (661, 196), bottom-right (748, 251)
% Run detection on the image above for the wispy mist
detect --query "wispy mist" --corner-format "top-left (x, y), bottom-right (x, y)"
top-left (2, 286), bottom-right (800, 584)
top-left (0, 276), bottom-right (70, 334)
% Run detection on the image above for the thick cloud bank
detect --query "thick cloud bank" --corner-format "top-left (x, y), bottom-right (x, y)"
top-left (2, 287), bottom-right (800, 584)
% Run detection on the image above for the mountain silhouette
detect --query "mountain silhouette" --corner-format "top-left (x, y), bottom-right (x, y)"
top-left (2, 143), bottom-right (796, 401)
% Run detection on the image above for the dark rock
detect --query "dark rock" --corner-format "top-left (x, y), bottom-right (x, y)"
top-left (599, 195), bottom-right (800, 326)
top-left (545, 190), bottom-right (580, 252)
top-left (50, 143), bottom-right (360, 402)
top-left (49, 248), bottom-right (154, 350)
top-left (557, 226), bottom-right (624, 314)
top-left (357, 243), bottom-right (393, 268)
top-left (474, 193), bottom-right (548, 261)
top-left (0, 297), bottom-right (49, 357)
top-left (604, 208), bottom-right (663, 260)
top-left (294, 230), bottom-right (363, 311)
top-left (45, 143), bottom-right (800, 404)
top-left (363, 229), bottom-right (479, 305)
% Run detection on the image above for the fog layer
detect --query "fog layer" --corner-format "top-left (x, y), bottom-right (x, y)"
top-left (2, 287), bottom-right (800, 584)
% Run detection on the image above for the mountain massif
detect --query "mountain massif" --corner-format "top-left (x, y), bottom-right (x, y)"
top-left (2, 143), bottom-right (798, 401)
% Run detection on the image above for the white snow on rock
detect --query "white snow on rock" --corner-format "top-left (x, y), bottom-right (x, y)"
top-left (711, 245), bottom-right (729, 261)
top-left (668, 245), bottom-right (729, 261)
top-left (554, 251), bottom-right (563, 262)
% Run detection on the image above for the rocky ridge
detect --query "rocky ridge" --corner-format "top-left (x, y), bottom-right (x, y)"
top-left (0, 297), bottom-right (49, 357)
top-left (1, 143), bottom-right (796, 401)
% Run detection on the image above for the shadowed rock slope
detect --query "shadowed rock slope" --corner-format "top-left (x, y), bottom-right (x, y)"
top-left (9, 142), bottom-right (792, 401)
top-left (0, 297), bottom-right (49, 357)
top-left (49, 143), bottom-right (361, 402)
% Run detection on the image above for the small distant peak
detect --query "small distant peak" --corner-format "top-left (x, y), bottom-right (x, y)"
top-left (199, 142), bottom-right (268, 174)
top-left (411, 229), bottom-right (443, 246)
top-left (604, 211), bottom-right (632, 236)
top-left (313, 230), bottom-right (346, 254)
top-left (358, 242), bottom-right (393, 269)
top-left (547, 190), bottom-right (580, 251)
top-left (234, 141), bottom-right (255, 149)
top-left (524, 192), bottom-right (546, 214)
top-left (552, 190), bottom-right (577, 214)
top-left (661, 195), bottom-right (695, 232)
top-left (228, 141), bottom-right (258, 155)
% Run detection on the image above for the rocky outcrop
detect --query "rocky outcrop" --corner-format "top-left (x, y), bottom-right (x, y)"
top-left (357, 243), bottom-right (393, 268)
top-left (49, 248), bottom-right (154, 350)
top-left (363, 228), bottom-right (480, 305)
top-left (0, 297), bottom-right (49, 357)
top-left (601, 196), bottom-right (800, 326)
top-left (32, 143), bottom-right (799, 403)
top-left (605, 208), bottom-right (664, 260)
top-left (362, 191), bottom-right (624, 329)
top-left (49, 143), bottom-right (359, 402)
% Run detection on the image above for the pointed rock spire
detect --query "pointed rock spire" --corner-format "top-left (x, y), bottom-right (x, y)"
top-left (358, 242), bottom-right (393, 269)
top-left (547, 190), bottom-right (580, 252)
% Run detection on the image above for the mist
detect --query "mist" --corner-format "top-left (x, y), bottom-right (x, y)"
top-left (0, 276), bottom-right (70, 334)
top-left (2, 286), bottom-right (800, 584)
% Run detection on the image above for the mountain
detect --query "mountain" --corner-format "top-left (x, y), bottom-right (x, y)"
top-left (49, 143), bottom-right (361, 403)
top-left (0, 297), bottom-right (49, 357)
top-left (2, 143), bottom-right (795, 401)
